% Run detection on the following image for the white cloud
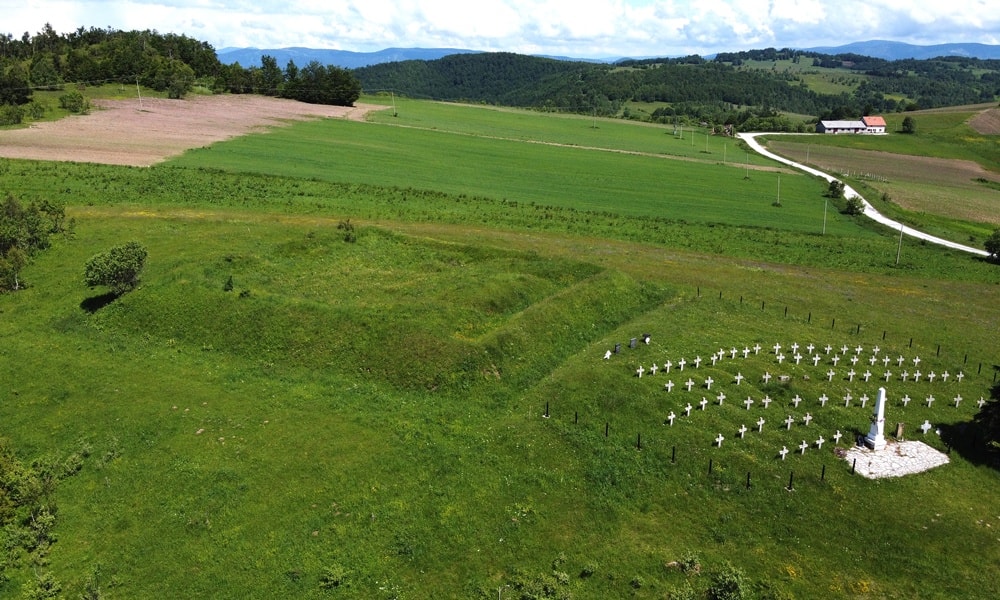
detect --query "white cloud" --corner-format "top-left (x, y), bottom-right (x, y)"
top-left (1, 0), bottom-right (998, 57)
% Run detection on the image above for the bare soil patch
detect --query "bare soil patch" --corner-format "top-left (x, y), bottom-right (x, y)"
top-left (0, 95), bottom-right (384, 167)
top-left (969, 108), bottom-right (1000, 135)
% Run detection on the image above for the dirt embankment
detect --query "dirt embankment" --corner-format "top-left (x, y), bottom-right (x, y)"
top-left (0, 95), bottom-right (385, 167)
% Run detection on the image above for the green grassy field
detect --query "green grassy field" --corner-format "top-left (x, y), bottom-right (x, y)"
top-left (2, 98), bottom-right (999, 599)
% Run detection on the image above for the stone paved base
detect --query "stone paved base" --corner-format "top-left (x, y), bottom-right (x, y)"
top-left (843, 441), bottom-right (949, 479)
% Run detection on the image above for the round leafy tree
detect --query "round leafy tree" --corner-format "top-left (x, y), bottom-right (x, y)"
top-left (84, 241), bottom-right (148, 295)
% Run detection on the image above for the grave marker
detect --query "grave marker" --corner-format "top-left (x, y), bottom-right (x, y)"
top-left (630, 337), bottom-right (637, 349)
top-left (860, 394), bottom-right (869, 408)
top-left (650, 363), bottom-right (658, 376)
top-left (896, 355), bottom-right (904, 367)
top-left (977, 397), bottom-right (986, 409)
top-left (717, 392), bottom-right (726, 405)
top-left (742, 347), bottom-right (751, 359)
top-left (614, 343), bottom-right (621, 354)
top-left (883, 370), bottom-right (892, 382)
top-left (863, 370), bottom-right (872, 382)
top-left (773, 343), bottom-right (782, 354)
top-left (956, 372), bottom-right (965, 383)
top-left (664, 360), bottom-right (673, 373)
top-left (953, 395), bottom-right (962, 408)
top-left (777, 353), bottom-right (786, 364)
top-left (913, 356), bottom-right (921, 367)
top-left (807, 343), bottom-right (815, 354)
top-left (779, 446), bottom-right (789, 460)
top-left (844, 393), bottom-right (852, 407)
top-left (756, 417), bottom-right (766, 432)
top-left (901, 394), bottom-right (911, 407)
top-left (920, 420), bottom-right (932, 435)
top-left (833, 430), bottom-right (843, 444)
top-left (685, 378), bottom-right (695, 392)
top-left (812, 355), bottom-right (822, 367)
top-left (827, 369), bottom-right (835, 382)
top-left (678, 358), bottom-right (687, 371)
top-left (815, 436), bottom-right (825, 449)
top-left (715, 433), bottom-right (725, 448)
top-left (730, 347), bottom-right (738, 360)
top-left (753, 344), bottom-right (762, 355)
top-left (928, 371), bottom-right (937, 383)
top-left (636, 365), bottom-right (645, 378)
top-left (744, 397), bottom-right (754, 410)
top-left (792, 395), bottom-right (802, 408)
top-left (694, 356), bottom-right (703, 368)
top-left (864, 388), bottom-right (888, 451)
top-left (901, 370), bottom-right (910, 382)
top-left (604, 350), bottom-right (612, 360)
top-left (699, 397), bottom-right (708, 411)
top-left (734, 372), bottom-right (745, 385)
top-left (762, 372), bottom-right (772, 384)
top-left (840, 344), bottom-right (849, 355)
top-left (824, 344), bottom-right (833, 354)
top-left (847, 369), bottom-right (856, 382)
top-left (850, 356), bottom-right (859, 366)
top-left (684, 403), bottom-right (693, 417)
top-left (785, 415), bottom-right (795, 430)
top-left (832, 355), bottom-right (841, 366)
top-left (738, 424), bottom-right (748, 439)
top-left (704, 376), bottom-right (714, 390)
top-left (803, 413), bottom-right (813, 426)
top-left (664, 380), bottom-right (675, 393)
top-left (667, 411), bottom-right (676, 426)
top-left (872, 345), bottom-right (880, 356)
top-left (868, 356), bottom-right (877, 366)
top-left (819, 394), bottom-right (829, 407)
top-left (855, 344), bottom-right (864, 355)
top-left (882, 356), bottom-right (891, 367)
top-left (791, 342), bottom-right (800, 353)
top-left (761, 396), bottom-right (772, 409)
top-left (926, 394), bottom-right (934, 408)
top-left (794, 353), bottom-right (803, 365)
top-left (941, 371), bottom-right (950, 382)
top-left (799, 440), bottom-right (809, 455)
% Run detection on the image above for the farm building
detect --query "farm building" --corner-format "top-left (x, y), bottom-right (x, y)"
top-left (816, 116), bottom-right (887, 134)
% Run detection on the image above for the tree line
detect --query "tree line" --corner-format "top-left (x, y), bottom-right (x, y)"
top-left (0, 24), bottom-right (361, 125)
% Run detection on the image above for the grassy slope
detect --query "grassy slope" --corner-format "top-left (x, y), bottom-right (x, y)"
top-left (1, 99), bottom-right (999, 599)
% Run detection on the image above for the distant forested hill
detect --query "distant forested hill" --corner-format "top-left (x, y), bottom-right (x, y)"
top-left (353, 50), bottom-right (1000, 131)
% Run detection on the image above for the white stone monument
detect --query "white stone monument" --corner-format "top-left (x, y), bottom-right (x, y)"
top-left (864, 387), bottom-right (888, 451)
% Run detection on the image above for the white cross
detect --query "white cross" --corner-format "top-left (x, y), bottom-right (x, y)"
top-left (803, 413), bottom-right (813, 426)
top-left (776, 353), bottom-right (785, 364)
top-left (855, 345), bottom-right (864, 355)
top-left (956, 372), bottom-right (965, 383)
top-left (882, 356), bottom-right (891, 367)
top-left (844, 393), bottom-right (852, 407)
top-left (744, 397), bottom-right (754, 410)
top-left (738, 424), bottom-right (748, 439)
top-left (604, 350), bottom-right (612, 359)
top-left (824, 344), bottom-right (832, 354)
top-left (678, 358), bottom-right (687, 371)
top-left (807, 343), bottom-right (815, 354)
top-left (753, 344), bottom-right (761, 355)
top-left (896, 355), bottom-right (905, 366)
top-left (868, 355), bottom-right (877, 366)
top-left (779, 446), bottom-right (789, 460)
top-left (901, 394), bottom-right (911, 407)
top-left (928, 371), bottom-right (937, 383)
top-left (815, 436), bottom-right (825, 449)
top-left (954, 395), bottom-right (962, 408)
top-left (730, 347), bottom-right (738, 360)
top-left (860, 394), bottom-right (869, 408)
top-left (650, 363), bottom-right (659, 376)
top-left (684, 403), bottom-right (693, 416)
top-left (694, 356), bottom-right (702, 368)
top-left (850, 355), bottom-right (859, 366)
top-left (914, 370), bottom-right (922, 382)
top-left (913, 356), bottom-right (921, 366)
top-left (840, 344), bottom-right (849, 354)
top-left (831, 355), bottom-right (841, 366)
top-left (761, 396), bottom-right (772, 409)
top-left (884, 371), bottom-right (892, 382)
top-left (699, 397), bottom-right (708, 411)
top-left (734, 372), bottom-right (744, 385)
top-left (762, 372), bottom-right (772, 384)
top-left (812, 355), bottom-right (821, 367)
top-left (704, 376), bottom-right (714, 390)
top-left (685, 378), bottom-right (695, 392)
top-left (920, 420), bottom-right (932, 435)
top-left (941, 371), bottom-right (950, 382)
top-left (901, 370), bottom-right (909, 381)
top-left (926, 395), bottom-right (934, 407)
top-left (784, 415), bottom-right (795, 430)
top-left (792, 395), bottom-right (802, 408)
top-left (756, 417), bottom-right (766, 432)
top-left (717, 392), bottom-right (726, 405)
top-left (827, 369), bottom-right (835, 382)
top-left (794, 353), bottom-right (803, 365)
top-left (833, 430), bottom-right (843, 444)
top-left (978, 397), bottom-right (986, 409)
top-left (711, 355), bottom-right (719, 366)
top-left (872, 345), bottom-right (880, 355)
top-left (742, 347), bottom-right (751, 359)
top-left (664, 380), bottom-right (675, 393)
top-left (819, 394), bottom-right (828, 407)
top-left (664, 360), bottom-right (672, 373)
top-left (799, 440), bottom-right (809, 454)
top-left (715, 433), bottom-right (725, 447)
top-left (667, 411), bottom-right (676, 426)
top-left (636, 365), bottom-right (645, 378)
top-left (847, 369), bottom-right (856, 382)
top-left (791, 342), bottom-right (800, 353)
top-left (773, 343), bottom-right (782, 354)
top-left (863, 370), bottom-right (872, 382)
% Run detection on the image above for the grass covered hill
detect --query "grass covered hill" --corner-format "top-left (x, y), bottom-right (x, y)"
top-left (1, 97), bottom-right (999, 599)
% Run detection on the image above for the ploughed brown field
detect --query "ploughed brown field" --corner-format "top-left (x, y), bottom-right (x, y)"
top-left (0, 95), bottom-right (381, 167)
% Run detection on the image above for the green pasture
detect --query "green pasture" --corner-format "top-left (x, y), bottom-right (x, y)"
top-left (2, 97), bottom-right (1000, 599)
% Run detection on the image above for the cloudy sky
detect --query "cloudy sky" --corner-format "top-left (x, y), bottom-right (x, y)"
top-left (3, 0), bottom-right (998, 58)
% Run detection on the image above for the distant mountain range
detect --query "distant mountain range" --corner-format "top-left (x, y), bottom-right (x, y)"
top-left (216, 41), bottom-right (1000, 69)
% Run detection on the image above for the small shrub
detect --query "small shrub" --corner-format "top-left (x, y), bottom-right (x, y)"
top-left (630, 574), bottom-right (644, 589)
top-left (223, 275), bottom-right (234, 292)
top-left (844, 197), bottom-right (865, 216)
top-left (679, 552), bottom-right (702, 575)
top-left (319, 563), bottom-right (349, 589)
top-left (707, 564), bottom-right (751, 600)
top-left (58, 90), bottom-right (89, 114)
top-left (580, 561), bottom-right (598, 578)
top-left (0, 104), bottom-right (24, 126)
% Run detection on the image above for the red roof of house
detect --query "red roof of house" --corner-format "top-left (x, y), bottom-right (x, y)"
top-left (863, 116), bottom-right (887, 127)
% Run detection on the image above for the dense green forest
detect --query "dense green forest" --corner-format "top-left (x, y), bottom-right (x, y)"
top-left (2, 24), bottom-right (999, 131)
top-left (0, 24), bottom-right (360, 124)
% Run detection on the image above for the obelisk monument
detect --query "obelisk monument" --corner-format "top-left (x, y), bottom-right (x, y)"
top-left (865, 387), bottom-right (888, 450)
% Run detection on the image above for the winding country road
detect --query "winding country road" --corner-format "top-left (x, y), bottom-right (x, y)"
top-left (738, 132), bottom-right (989, 257)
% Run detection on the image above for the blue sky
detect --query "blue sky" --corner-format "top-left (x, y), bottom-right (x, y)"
top-left (2, 0), bottom-right (998, 57)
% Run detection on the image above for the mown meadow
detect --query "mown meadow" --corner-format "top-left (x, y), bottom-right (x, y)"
top-left (1, 98), bottom-right (999, 599)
